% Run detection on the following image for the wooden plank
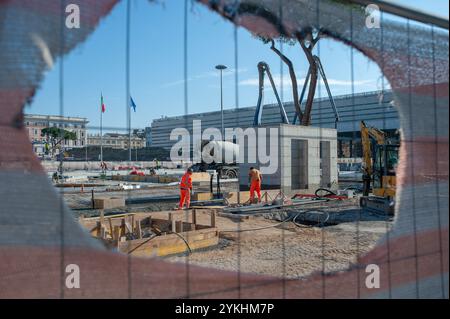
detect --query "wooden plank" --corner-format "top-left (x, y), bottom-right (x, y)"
top-left (120, 218), bottom-right (126, 236)
top-left (82, 212), bottom-right (136, 221)
top-left (99, 209), bottom-right (104, 225)
top-left (95, 221), bottom-right (102, 237)
top-left (192, 192), bottom-right (213, 201)
top-left (108, 218), bottom-right (113, 239)
top-left (175, 220), bottom-right (181, 233)
top-left (100, 226), bottom-right (106, 239)
top-left (93, 197), bottom-right (125, 209)
top-left (122, 232), bottom-right (219, 257)
top-left (119, 228), bottom-right (219, 251)
top-left (153, 225), bottom-right (162, 235)
top-left (210, 211), bottom-right (216, 228)
top-left (136, 220), bottom-right (142, 239)
top-left (113, 226), bottom-right (121, 244)
top-left (192, 210), bottom-right (197, 225)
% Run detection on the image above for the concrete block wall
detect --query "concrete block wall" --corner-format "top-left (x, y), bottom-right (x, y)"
top-left (238, 125), bottom-right (282, 190)
top-left (280, 124), bottom-right (338, 193)
top-left (239, 124), bottom-right (337, 194)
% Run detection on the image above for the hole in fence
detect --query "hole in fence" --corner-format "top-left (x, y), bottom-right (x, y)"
top-left (23, 0), bottom-right (413, 281)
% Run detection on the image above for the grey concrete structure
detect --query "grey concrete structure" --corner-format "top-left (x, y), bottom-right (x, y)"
top-left (238, 124), bottom-right (338, 194)
top-left (149, 90), bottom-right (398, 158)
top-left (144, 127), bottom-right (152, 147)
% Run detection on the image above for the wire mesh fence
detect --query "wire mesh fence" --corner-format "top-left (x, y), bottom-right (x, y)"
top-left (0, 0), bottom-right (448, 299)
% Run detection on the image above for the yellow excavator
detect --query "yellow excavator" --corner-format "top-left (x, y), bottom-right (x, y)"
top-left (360, 121), bottom-right (399, 215)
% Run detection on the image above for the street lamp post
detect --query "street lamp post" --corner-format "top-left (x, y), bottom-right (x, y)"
top-left (215, 64), bottom-right (227, 141)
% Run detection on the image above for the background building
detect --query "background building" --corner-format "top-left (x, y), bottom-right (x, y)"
top-left (87, 133), bottom-right (145, 149)
top-left (24, 114), bottom-right (88, 156)
top-left (144, 127), bottom-right (152, 147)
top-left (148, 90), bottom-right (399, 158)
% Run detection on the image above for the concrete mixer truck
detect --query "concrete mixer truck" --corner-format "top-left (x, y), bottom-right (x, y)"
top-left (189, 140), bottom-right (239, 179)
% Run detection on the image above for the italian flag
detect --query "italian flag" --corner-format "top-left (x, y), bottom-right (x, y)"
top-left (101, 93), bottom-right (106, 113)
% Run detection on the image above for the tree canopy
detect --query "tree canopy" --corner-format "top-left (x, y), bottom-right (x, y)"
top-left (41, 127), bottom-right (77, 141)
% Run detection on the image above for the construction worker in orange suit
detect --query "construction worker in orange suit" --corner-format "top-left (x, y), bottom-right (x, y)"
top-left (178, 168), bottom-right (193, 210)
top-left (248, 167), bottom-right (262, 203)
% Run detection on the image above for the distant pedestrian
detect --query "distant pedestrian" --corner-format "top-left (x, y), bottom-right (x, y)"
top-left (248, 167), bottom-right (262, 203)
top-left (52, 171), bottom-right (58, 183)
top-left (178, 168), bottom-right (193, 210)
top-left (100, 161), bottom-right (108, 171)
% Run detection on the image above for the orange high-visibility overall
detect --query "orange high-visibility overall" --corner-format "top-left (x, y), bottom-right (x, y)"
top-left (249, 169), bottom-right (262, 202)
top-left (179, 172), bottom-right (192, 209)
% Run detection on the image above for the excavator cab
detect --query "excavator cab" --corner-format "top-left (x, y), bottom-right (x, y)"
top-left (372, 144), bottom-right (399, 198)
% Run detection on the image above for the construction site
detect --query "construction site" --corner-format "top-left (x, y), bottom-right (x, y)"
top-left (48, 0), bottom-right (403, 277)
top-left (0, 0), bottom-right (447, 301)
top-left (57, 117), bottom-right (397, 279)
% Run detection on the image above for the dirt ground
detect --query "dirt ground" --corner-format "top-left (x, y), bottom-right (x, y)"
top-left (163, 205), bottom-right (392, 279)
top-left (63, 180), bottom-right (238, 215)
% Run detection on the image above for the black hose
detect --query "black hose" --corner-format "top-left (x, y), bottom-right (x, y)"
top-left (291, 209), bottom-right (330, 228)
top-left (127, 234), bottom-right (158, 254)
top-left (173, 232), bottom-right (192, 254)
top-left (127, 232), bottom-right (192, 255)
top-left (220, 212), bottom-right (301, 232)
top-left (314, 188), bottom-right (337, 199)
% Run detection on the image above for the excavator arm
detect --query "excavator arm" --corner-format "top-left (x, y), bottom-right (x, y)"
top-left (293, 56), bottom-right (340, 128)
top-left (253, 62), bottom-right (289, 126)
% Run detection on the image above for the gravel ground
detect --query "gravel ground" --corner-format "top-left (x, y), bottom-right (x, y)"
top-left (62, 179), bottom-right (392, 279)
top-left (164, 206), bottom-right (392, 279)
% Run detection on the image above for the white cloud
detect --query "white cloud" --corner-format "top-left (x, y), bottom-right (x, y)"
top-left (161, 68), bottom-right (247, 88)
top-left (239, 73), bottom-right (376, 88)
top-left (31, 33), bottom-right (54, 69)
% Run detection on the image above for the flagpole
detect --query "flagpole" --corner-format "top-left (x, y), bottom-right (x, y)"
top-left (126, 0), bottom-right (131, 162)
top-left (128, 97), bottom-right (131, 162)
top-left (100, 97), bottom-right (103, 168)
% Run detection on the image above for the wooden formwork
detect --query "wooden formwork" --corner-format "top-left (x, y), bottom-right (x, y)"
top-left (79, 210), bottom-right (219, 257)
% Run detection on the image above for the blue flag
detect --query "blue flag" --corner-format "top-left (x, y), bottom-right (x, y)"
top-left (130, 96), bottom-right (137, 112)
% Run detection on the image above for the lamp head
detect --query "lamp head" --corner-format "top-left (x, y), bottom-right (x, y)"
top-left (215, 64), bottom-right (227, 70)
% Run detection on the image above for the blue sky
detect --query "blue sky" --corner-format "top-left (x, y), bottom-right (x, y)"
top-left (27, 0), bottom-right (448, 133)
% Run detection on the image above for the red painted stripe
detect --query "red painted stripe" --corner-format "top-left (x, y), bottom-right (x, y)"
top-left (0, 0), bottom-right (119, 28)
top-left (0, 226), bottom-right (446, 299)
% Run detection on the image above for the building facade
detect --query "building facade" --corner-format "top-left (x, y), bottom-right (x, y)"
top-left (87, 133), bottom-right (145, 149)
top-left (148, 90), bottom-right (399, 158)
top-left (24, 114), bottom-right (88, 157)
top-left (144, 127), bottom-right (152, 147)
